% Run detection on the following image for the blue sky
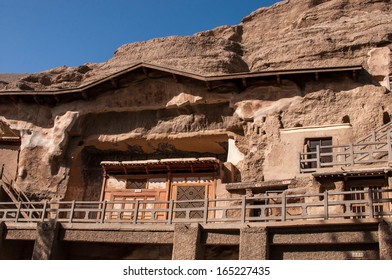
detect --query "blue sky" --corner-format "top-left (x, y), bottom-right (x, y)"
top-left (0, 0), bottom-right (280, 73)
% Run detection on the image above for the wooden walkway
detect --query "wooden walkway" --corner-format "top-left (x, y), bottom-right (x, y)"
top-left (1, 188), bottom-right (391, 225)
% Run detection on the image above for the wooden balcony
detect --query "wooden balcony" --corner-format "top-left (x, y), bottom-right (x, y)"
top-left (1, 188), bottom-right (391, 225)
top-left (300, 126), bottom-right (392, 173)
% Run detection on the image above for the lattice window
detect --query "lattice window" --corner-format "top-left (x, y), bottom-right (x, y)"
top-left (175, 185), bottom-right (206, 219)
top-left (126, 179), bottom-right (147, 189)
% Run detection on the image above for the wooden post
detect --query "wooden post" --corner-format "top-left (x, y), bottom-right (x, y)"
top-left (15, 201), bottom-right (22, 222)
top-left (282, 193), bottom-right (287, 221)
top-left (387, 130), bottom-right (392, 161)
top-left (298, 152), bottom-right (302, 173)
top-left (133, 200), bottom-right (140, 224)
top-left (100, 200), bottom-right (107, 223)
top-left (241, 196), bottom-right (247, 223)
top-left (168, 200), bottom-right (174, 224)
top-left (324, 191), bottom-right (329, 220)
top-left (349, 143), bottom-right (355, 165)
top-left (41, 200), bottom-right (48, 222)
top-left (368, 188), bottom-right (374, 218)
top-left (316, 145), bottom-right (321, 169)
top-left (203, 197), bottom-right (209, 224)
top-left (69, 200), bottom-right (76, 223)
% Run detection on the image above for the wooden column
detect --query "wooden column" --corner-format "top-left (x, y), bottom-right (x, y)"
top-left (32, 221), bottom-right (61, 260)
top-left (172, 223), bottom-right (202, 260)
top-left (239, 226), bottom-right (268, 260)
top-left (379, 220), bottom-right (392, 260)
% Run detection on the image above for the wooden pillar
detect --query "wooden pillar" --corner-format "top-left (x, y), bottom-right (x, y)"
top-left (32, 221), bottom-right (61, 260)
top-left (239, 226), bottom-right (268, 260)
top-left (379, 220), bottom-right (392, 260)
top-left (172, 223), bottom-right (202, 260)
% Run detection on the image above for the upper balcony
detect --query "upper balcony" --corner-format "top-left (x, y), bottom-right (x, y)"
top-left (299, 122), bottom-right (392, 173)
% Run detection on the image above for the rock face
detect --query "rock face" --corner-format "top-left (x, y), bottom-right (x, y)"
top-left (0, 0), bottom-right (391, 201)
top-left (2, 0), bottom-right (391, 91)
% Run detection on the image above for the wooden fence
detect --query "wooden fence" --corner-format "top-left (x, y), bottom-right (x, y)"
top-left (1, 188), bottom-right (391, 224)
top-left (300, 129), bottom-right (392, 173)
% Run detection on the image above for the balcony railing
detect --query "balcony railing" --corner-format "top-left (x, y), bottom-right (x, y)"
top-left (0, 189), bottom-right (391, 224)
top-left (300, 129), bottom-right (392, 173)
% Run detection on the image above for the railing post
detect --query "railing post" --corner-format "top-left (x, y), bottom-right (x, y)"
top-left (203, 197), bottom-right (209, 224)
top-left (41, 200), bottom-right (48, 222)
top-left (69, 200), bottom-right (76, 223)
top-left (368, 188), bottom-right (374, 218)
top-left (168, 200), bottom-right (174, 224)
top-left (281, 193), bottom-right (287, 222)
top-left (324, 191), bottom-right (329, 220)
top-left (298, 152), bottom-right (302, 173)
top-left (133, 200), bottom-right (140, 224)
top-left (241, 196), bottom-right (246, 223)
top-left (100, 200), bottom-right (107, 223)
top-left (316, 145), bottom-right (321, 169)
top-left (15, 201), bottom-right (22, 222)
top-left (387, 129), bottom-right (392, 161)
top-left (0, 164), bottom-right (4, 179)
top-left (349, 143), bottom-right (355, 165)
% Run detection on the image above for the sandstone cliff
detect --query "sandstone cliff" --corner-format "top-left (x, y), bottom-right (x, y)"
top-left (1, 0), bottom-right (391, 91)
top-left (0, 0), bottom-right (391, 201)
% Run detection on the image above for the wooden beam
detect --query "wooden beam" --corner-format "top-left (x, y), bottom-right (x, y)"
top-left (353, 70), bottom-right (358, 80)
top-left (53, 95), bottom-right (61, 104)
top-left (205, 81), bottom-right (212, 91)
top-left (242, 78), bottom-right (247, 88)
top-left (10, 96), bottom-right (18, 104)
top-left (33, 95), bottom-right (41, 105)
top-left (172, 74), bottom-right (179, 83)
top-left (81, 91), bottom-right (88, 100)
top-left (110, 78), bottom-right (119, 89)
top-left (142, 67), bottom-right (150, 77)
top-left (276, 75), bottom-right (281, 84)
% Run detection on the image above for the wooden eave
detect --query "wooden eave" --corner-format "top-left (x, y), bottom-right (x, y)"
top-left (313, 167), bottom-right (392, 179)
top-left (101, 157), bottom-right (221, 175)
top-left (0, 136), bottom-right (21, 145)
top-left (0, 63), bottom-right (363, 105)
top-left (226, 179), bottom-right (294, 192)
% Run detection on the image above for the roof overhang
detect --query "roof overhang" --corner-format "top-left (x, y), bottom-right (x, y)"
top-left (101, 157), bottom-right (221, 175)
top-left (226, 179), bottom-right (295, 192)
top-left (0, 63), bottom-right (364, 105)
top-left (313, 167), bottom-right (392, 179)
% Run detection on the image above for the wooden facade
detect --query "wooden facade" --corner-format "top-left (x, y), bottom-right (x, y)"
top-left (100, 158), bottom-right (221, 220)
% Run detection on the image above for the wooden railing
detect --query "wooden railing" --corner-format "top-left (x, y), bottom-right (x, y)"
top-left (1, 189), bottom-right (391, 224)
top-left (0, 164), bottom-right (37, 219)
top-left (300, 129), bottom-right (392, 173)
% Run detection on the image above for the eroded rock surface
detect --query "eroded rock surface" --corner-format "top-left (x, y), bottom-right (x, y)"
top-left (0, 0), bottom-right (391, 200)
top-left (2, 0), bottom-right (391, 91)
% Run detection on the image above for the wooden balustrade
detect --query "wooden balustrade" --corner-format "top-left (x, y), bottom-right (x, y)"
top-left (1, 189), bottom-right (391, 224)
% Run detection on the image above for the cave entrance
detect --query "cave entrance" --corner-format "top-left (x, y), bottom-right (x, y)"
top-left (100, 158), bottom-right (220, 222)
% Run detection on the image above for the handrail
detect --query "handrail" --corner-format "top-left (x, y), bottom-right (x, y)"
top-left (1, 189), bottom-right (391, 224)
top-left (300, 132), bottom-right (392, 173)
top-left (355, 122), bottom-right (392, 145)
